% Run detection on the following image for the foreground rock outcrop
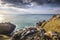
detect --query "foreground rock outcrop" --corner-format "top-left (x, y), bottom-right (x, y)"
top-left (0, 22), bottom-right (16, 35)
top-left (0, 34), bottom-right (10, 40)
top-left (11, 27), bottom-right (39, 40)
top-left (0, 22), bottom-right (16, 40)
top-left (11, 28), bottom-right (60, 40)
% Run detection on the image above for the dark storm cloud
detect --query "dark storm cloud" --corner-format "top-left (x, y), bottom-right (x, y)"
top-left (2, 0), bottom-right (60, 4)
top-left (2, 0), bottom-right (22, 4)
top-left (1, 0), bottom-right (60, 8)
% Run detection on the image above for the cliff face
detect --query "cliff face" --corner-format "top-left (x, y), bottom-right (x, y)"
top-left (43, 14), bottom-right (60, 33)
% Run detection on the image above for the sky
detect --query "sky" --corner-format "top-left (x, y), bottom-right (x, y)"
top-left (0, 0), bottom-right (60, 31)
top-left (0, 0), bottom-right (60, 14)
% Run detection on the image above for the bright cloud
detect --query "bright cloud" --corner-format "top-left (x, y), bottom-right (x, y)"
top-left (0, 6), bottom-right (60, 14)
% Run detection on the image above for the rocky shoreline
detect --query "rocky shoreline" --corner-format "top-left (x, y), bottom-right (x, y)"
top-left (0, 14), bottom-right (60, 40)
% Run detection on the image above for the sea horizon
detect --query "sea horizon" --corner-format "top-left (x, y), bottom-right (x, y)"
top-left (0, 14), bottom-right (55, 31)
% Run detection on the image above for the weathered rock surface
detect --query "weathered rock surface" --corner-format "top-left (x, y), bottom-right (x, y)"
top-left (0, 22), bottom-right (16, 35)
top-left (11, 27), bottom-right (49, 40)
top-left (11, 27), bottom-right (39, 40)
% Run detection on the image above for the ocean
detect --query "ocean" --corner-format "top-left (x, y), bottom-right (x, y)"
top-left (0, 14), bottom-right (54, 31)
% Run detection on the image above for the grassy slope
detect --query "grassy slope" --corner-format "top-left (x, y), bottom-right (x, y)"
top-left (44, 16), bottom-right (60, 33)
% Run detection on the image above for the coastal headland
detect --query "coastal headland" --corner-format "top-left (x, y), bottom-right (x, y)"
top-left (0, 14), bottom-right (60, 40)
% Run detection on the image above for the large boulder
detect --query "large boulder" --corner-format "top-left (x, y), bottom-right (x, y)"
top-left (0, 22), bottom-right (16, 35)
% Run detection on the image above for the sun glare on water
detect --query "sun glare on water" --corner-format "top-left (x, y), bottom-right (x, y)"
top-left (0, 15), bottom-right (4, 23)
